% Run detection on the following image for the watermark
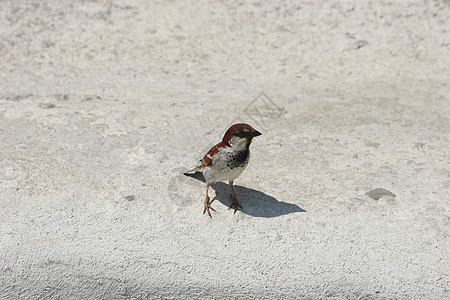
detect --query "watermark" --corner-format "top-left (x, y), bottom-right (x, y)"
top-left (197, 92), bottom-right (285, 155)
top-left (243, 92), bottom-right (284, 131)
top-left (168, 92), bottom-right (285, 208)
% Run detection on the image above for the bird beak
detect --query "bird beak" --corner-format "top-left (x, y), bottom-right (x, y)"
top-left (252, 129), bottom-right (262, 137)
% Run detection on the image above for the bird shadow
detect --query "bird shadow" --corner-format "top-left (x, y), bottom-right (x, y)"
top-left (183, 172), bottom-right (306, 218)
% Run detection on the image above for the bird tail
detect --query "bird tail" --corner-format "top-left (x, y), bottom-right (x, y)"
top-left (183, 165), bottom-right (202, 175)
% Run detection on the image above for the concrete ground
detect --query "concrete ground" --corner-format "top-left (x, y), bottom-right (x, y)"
top-left (0, 0), bottom-right (449, 299)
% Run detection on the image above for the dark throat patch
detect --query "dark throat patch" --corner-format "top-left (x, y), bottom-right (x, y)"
top-left (227, 149), bottom-right (249, 169)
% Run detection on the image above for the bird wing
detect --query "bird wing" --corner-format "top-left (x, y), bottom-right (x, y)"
top-left (201, 141), bottom-right (227, 167)
top-left (184, 141), bottom-right (229, 175)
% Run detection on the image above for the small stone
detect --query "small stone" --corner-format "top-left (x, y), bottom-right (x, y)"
top-left (365, 188), bottom-right (396, 200)
top-left (55, 94), bottom-right (69, 101)
top-left (366, 142), bottom-right (380, 148)
top-left (39, 103), bottom-right (55, 109)
top-left (413, 143), bottom-right (425, 150)
top-left (124, 195), bottom-right (135, 201)
top-left (355, 40), bottom-right (368, 49)
top-left (83, 95), bottom-right (101, 102)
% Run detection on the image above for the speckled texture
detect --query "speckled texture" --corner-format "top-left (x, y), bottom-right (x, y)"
top-left (0, 0), bottom-right (449, 299)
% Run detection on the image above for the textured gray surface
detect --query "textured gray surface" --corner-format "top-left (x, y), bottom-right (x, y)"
top-left (0, 0), bottom-right (449, 299)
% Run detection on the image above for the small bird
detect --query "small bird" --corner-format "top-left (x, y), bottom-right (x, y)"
top-left (184, 123), bottom-right (261, 218)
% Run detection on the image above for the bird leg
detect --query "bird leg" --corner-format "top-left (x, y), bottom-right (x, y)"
top-left (203, 184), bottom-right (215, 218)
top-left (229, 180), bottom-right (242, 213)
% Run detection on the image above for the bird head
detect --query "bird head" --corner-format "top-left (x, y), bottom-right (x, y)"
top-left (222, 123), bottom-right (261, 149)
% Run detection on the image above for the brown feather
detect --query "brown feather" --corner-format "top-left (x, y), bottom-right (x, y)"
top-left (201, 141), bottom-right (229, 166)
top-left (222, 123), bottom-right (254, 146)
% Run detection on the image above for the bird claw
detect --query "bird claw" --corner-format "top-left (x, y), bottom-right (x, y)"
top-left (203, 198), bottom-right (216, 218)
top-left (229, 198), bottom-right (242, 214)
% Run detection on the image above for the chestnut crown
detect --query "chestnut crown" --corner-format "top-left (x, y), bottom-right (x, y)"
top-left (222, 123), bottom-right (261, 146)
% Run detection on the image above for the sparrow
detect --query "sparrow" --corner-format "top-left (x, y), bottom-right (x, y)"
top-left (184, 123), bottom-right (261, 218)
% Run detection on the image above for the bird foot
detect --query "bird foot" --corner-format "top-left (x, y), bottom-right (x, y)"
top-left (203, 197), bottom-right (216, 218)
top-left (229, 197), bottom-right (242, 214)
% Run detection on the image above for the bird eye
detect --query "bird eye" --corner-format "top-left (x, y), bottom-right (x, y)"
top-left (236, 131), bottom-right (248, 138)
